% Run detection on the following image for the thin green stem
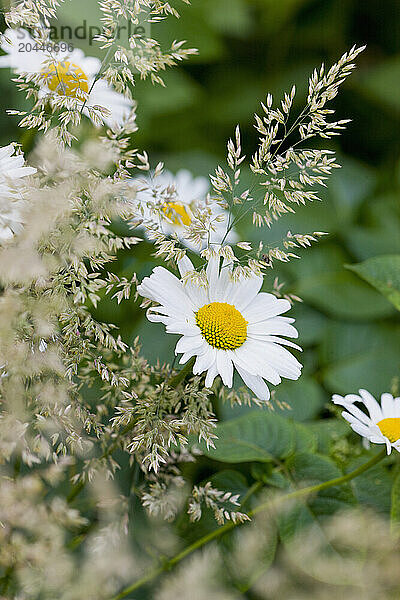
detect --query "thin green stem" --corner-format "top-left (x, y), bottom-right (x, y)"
top-left (239, 480), bottom-right (263, 509)
top-left (167, 357), bottom-right (195, 389)
top-left (110, 448), bottom-right (386, 599)
top-left (252, 448), bottom-right (385, 516)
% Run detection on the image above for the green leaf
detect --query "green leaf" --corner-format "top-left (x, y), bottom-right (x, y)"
top-left (292, 423), bottom-right (318, 453)
top-left (343, 194), bottom-right (400, 261)
top-left (347, 455), bottom-right (393, 515)
top-left (290, 303), bottom-right (327, 347)
top-left (274, 377), bottom-right (325, 422)
top-left (347, 254), bottom-right (400, 311)
top-left (295, 271), bottom-right (395, 320)
top-left (320, 322), bottom-right (400, 396)
top-left (200, 411), bottom-right (295, 463)
top-left (251, 464), bottom-right (289, 489)
top-left (278, 453), bottom-right (356, 544)
top-left (306, 419), bottom-right (349, 454)
top-left (210, 469), bottom-right (250, 498)
top-left (323, 347), bottom-right (400, 397)
top-left (288, 452), bottom-right (356, 515)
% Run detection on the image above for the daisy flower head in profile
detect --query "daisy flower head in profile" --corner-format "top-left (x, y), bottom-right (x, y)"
top-left (137, 250), bottom-right (302, 401)
top-left (0, 28), bottom-right (134, 128)
top-left (0, 143), bottom-right (36, 242)
top-left (132, 169), bottom-right (238, 252)
top-left (333, 389), bottom-right (400, 454)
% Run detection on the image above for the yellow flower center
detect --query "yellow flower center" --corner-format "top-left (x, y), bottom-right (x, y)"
top-left (44, 61), bottom-right (89, 98)
top-left (377, 418), bottom-right (400, 443)
top-left (162, 202), bottom-right (191, 226)
top-left (195, 302), bottom-right (248, 350)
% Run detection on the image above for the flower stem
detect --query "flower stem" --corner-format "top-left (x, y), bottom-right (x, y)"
top-left (167, 357), bottom-right (195, 389)
top-left (110, 448), bottom-right (386, 599)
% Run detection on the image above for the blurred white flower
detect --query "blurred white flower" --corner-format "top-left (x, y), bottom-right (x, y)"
top-left (0, 28), bottom-right (134, 128)
top-left (0, 143), bottom-right (36, 241)
top-left (333, 389), bottom-right (400, 454)
top-left (132, 169), bottom-right (237, 251)
top-left (137, 251), bottom-right (302, 401)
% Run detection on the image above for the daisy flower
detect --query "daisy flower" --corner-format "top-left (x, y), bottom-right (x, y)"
top-left (137, 251), bottom-right (302, 401)
top-left (333, 389), bottom-right (400, 454)
top-left (0, 143), bottom-right (36, 241)
top-left (132, 169), bottom-right (237, 251)
top-left (0, 28), bottom-right (133, 128)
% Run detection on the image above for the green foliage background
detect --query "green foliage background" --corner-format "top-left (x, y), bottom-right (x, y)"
top-left (1, 0), bottom-right (400, 594)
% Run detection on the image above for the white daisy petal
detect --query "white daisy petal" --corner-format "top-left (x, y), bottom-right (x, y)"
top-left (349, 421), bottom-right (375, 437)
top-left (248, 318), bottom-right (299, 338)
top-left (138, 252), bottom-right (301, 401)
top-left (336, 401), bottom-right (373, 426)
top-left (178, 256), bottom-right (195, 276)
top-left (228, 274), bottom-right (263, 311)
top-left (193, 347), bottom-right (216, 375)
top-left (259, 336), bottom-right (302, 351)
top-left (205, 364), bottom-right (218, 388)
top-left (381, 393), bottom-right (395, 417)
top-left (332, 388), bottom-right (400, 455)
top-left (146, 310), bottom-right (170, 325)
top-left (175, 334), bottom-right (204, 355)
top-left (206, 253), bottom-right (221, 298)
top-left (230, 344), bottom-right (282, 385)
top-left (235, 366), bottom-right (271, 402)
top-left (216, 350), bottom-right (233, 387)
top-left (165, 322), bottom-right (198, 336)
top-left (138, 267), bottom-right (195, 313)
top-left (0, 143), bottom-right (36, 243)
top-left (359, 389), bottom-right (383, 421)
top-left (242, 294), bottom-right (291, 324)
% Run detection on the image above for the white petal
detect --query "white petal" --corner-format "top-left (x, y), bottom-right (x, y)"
top-left (216, 350), bottom-right (233, 387)
top-left (242, 294), bottom-right (291, 324)
top-left (359, 389), bottom-right (383, 422)
top-left (335, 400), bottom-right (373, 426)
top-left (228, 273), bottom-right (263, 311)
top-left (175, 334), bottom-right (203, 355)
top-left (259, 336), bottom-right (302, 351)
top-left (235, 366), bottom-right (270, 402)
top-left (178, 255), bottom-right (195, 276)
top-left (165, 322), bottom-right (198, 336)
top-left (193, 347), bottom-right (216, 375)
top-left (138, 266), bottom-right (195, 315)
top-left (146, 309), bottom-right (170, 325)
top-left (380, 393), bottom-right (395, 417)
top-left (206, 253), bottom-right (220, 299)
top-left (205, 364), bottom-right (218, 388)
top-left (248, 318), bottom-right (299, 339)
top-left (230, 344), bottom-right (282, 385)
top-left (349, 421), bottom-right (373, 437)
top-left (247, 340), bottom-right (302, 380)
